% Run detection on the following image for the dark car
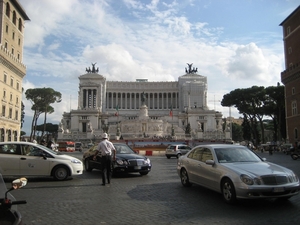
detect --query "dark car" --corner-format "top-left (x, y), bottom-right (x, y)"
top-left (82, 143), bottom-right (152, 175)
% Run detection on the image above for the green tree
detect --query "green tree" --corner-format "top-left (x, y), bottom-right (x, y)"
top-left (232, 123), bottom-right (243, 142)
top-left (36, 123), bottom-right (59, 141)
top-left (221, 86), bottom-right (266, 145)
top-left (222, 85), bottom-right (286, 145)
top-left (264, 84), bottom-right (286, 141)
top-left (25, 88), bottom-right (62, 141)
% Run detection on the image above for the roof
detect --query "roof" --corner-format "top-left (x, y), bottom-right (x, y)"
top-left (11, 0), bottom-right (30, 21)
top-left (279, 5), bottom-right (300, 26)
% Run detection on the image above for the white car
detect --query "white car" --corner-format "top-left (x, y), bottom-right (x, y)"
top-left (0, 142), bottom-right (83, 181)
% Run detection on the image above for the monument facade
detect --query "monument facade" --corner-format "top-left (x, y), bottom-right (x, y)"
top-left (58, 63), bottom-right (229, 144)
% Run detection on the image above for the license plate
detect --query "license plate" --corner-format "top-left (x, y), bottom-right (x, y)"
top-left (273, 187), bottom-right (285, 192)
top-left (134, 166), bottom-right (141, 170)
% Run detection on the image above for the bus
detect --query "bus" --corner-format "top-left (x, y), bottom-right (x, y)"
top-left (57, 141), bottom-right (75, 152)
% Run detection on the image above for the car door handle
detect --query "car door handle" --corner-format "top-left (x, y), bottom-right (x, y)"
top-left (20, 157), bottom-right (27, 160)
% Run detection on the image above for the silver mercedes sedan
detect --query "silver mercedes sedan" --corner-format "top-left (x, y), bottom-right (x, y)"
top-left (177, 144), bottom-right (300, 204)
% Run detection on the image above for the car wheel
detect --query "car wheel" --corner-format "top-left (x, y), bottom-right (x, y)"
top-left (53, 166), bottom-right (68, 181)
top-left (166, 156), bottom-right (171, 159)
top-left (180, 168), bottom-right (192, 187)
top-left (85, 159), bottom-right (93, 172)
top-left (139, 172), bottom-right (149, 175)
top-left (176, 153), bottom-right (182, 158)
top-left (291, 154), bottom-right (298, 160)
top-left (221, 178), bottom-right (236, 204)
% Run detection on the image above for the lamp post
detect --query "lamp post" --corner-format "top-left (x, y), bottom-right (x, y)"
top-left (229, 106), bottom-right (232, 140)
top-left (184, 106), bottom-right (191, 135)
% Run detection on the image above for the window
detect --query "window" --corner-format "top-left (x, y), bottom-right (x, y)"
top-left (289, 63), bottom-right (293, 68)
top-left (11, 48), bottom-right (14, 55)
top-left (9, 108), bottom-right (12, 119)
top-left (2, 106), bottom-right (5, 116)
top-left (12, 11), bottom-right (16, 25)
top-left (5, 2), bottom-right (10, 18)
top-left (18, 18), bottom-right (22, 32)
top-left (18, 38), bottom-right (21, 46)
top-left (12, 32), bottom-right (15, 40)
top-left (82, 122), bottom-right (87, 132)
top-left (4, 42), bottom-right (7, 49)
top-left (16, 82), bottom-right (19, 90)
top-left (4, 74), bottom-right (7, 83)
top-left (295, 128), bottom-right (298, 140)
top-left (292, 87), bottom-right (295, 95)
top-left (6, 25), bottom-right (8, 33)
top-left (3, 90), bottom-right (6, 98)
top-left (10, 78), bottom-right (13, 87)
top-left (288, 47), bottom-right (292, 54)
top-left (17, 53), bottom-right (20, 60)
top-left (200, 148), bottom-right (213, 162)
top-left (16, 97), bottom-right (19, 104)
top-left (10, 93), bottom-right (12, 101)
top-left (292, 101), bottom-right (297, 115)
top-left (287, 26), bottom-right (291, 35)
top-left (0, 144), bottom-right (19, 155)
top-left (15, 110), bottom-right (18, 120)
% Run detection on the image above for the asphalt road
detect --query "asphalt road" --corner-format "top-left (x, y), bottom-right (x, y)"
top-left (5, 151), bottom-right (300, 225)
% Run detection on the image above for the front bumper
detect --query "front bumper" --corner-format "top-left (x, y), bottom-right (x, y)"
top-left (235, 183), bottom-right (300, 199)
top-left (113, 165), bottom-right (152, 173)
top-left (70, 163), bottom-right (84, 175)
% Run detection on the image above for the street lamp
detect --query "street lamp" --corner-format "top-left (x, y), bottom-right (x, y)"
top-left (184, 106), bottom-right (191, 135)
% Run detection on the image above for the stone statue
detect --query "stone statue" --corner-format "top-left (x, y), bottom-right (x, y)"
top-left (187, 63), bottom-right (193, 73)
top-left (91, 63), bottom-right (96, 73)
top-left (141, 92), bottom-right (146, 105)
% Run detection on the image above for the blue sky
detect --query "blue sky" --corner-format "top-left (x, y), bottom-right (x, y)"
top-left (18, 0), bottom-right (299, 135)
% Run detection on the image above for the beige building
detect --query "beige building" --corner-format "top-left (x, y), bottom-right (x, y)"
top-left (0, 0), bottom-right (29, 141)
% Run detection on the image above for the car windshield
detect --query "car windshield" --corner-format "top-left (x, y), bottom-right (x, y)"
top-left (215, 147), bottom-right (261, 163)
top-left (37, 144), bottom-right (62, 155)
top-left (114, 145), bottom-right (135, 154)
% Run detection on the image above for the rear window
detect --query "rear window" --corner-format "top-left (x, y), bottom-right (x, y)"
top-left (167, 145), bottom-right (176, 150)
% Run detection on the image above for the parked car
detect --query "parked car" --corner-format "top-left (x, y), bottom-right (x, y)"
top-left (75, 142), bottom-right (83, 152)
top-left (177, 144), bottom-right (300, 204)
top-left (165, 144), bottom-right (191, 159)
top-left (82, 143), bottom-right (152, 175)
top-left (0, 142), bottom-right (83, 181)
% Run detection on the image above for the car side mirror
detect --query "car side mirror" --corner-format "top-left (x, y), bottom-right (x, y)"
top-left (205, 160), bottom-right (215, 165)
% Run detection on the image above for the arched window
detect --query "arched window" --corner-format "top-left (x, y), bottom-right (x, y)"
top-left (0, 128), bottom-right (4, 142)
top-left (12, 11), bottom-right (16, 25)
top-left (7, 130), bottom-right (11, 141)
top-left (6, 2), bottom-right (10, 18)
top-left (18, 18), bottom-right (22, 32)
top-left (14, 131), bottom-right (18, 141)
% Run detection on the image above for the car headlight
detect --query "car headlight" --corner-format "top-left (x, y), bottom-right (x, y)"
top-left (145, 158), bottom-right (151, 164)
top-left (71, 159), bottom-right (82, 164)
top-left (240, 174), bottom-right (254, 185)
top-left (116, 159), bottom-right (128, 165)
top-left (288, 173), bottom-right (299, 183)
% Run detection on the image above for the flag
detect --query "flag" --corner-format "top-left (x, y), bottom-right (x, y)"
top-left (115, 105), bottom-right (119, 116)
top-left (169, 106), bottom-right (173, 117)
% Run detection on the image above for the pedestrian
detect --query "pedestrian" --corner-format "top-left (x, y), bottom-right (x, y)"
top-left (93, 133), bottom-right (116, 186)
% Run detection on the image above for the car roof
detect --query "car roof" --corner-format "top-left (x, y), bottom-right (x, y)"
top-left (193, 144), bottom-right (247, 148)
top-left (0, 141), bottom-right (38, 145)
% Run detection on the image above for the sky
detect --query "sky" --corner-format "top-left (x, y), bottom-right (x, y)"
top-left (18, 0), bottom-right (299, 135)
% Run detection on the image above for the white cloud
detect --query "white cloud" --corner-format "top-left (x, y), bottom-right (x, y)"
top-left (17, 0), bottom-right (296, 134)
